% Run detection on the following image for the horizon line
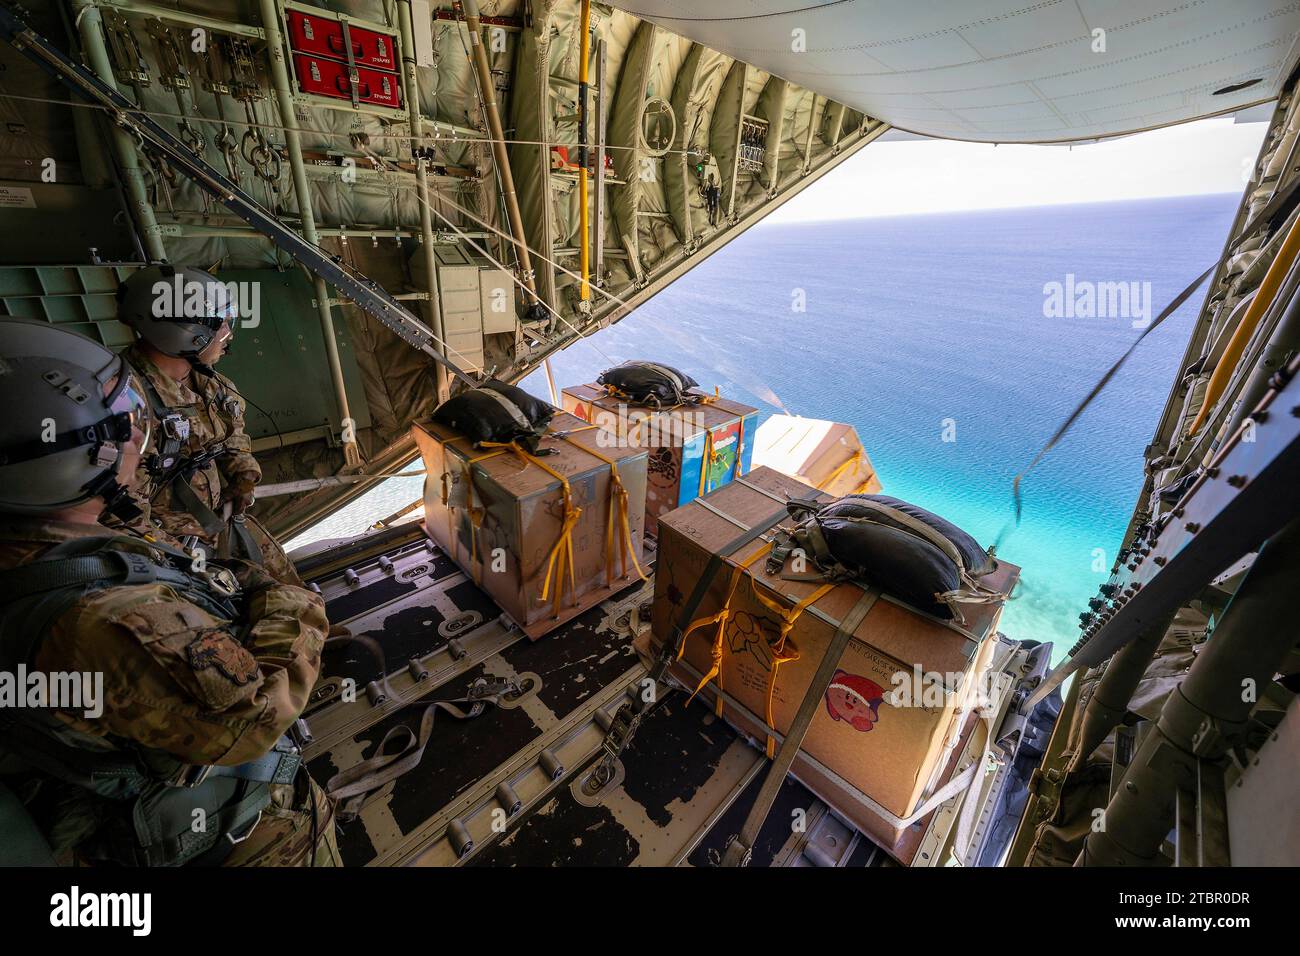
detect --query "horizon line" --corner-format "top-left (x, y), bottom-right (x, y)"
top-left (763, 190), bottom-right (1243, 228)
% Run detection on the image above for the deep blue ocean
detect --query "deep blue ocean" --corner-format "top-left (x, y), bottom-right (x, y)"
top-left (522, 194), bottom-right (1239, 660)
top-left (294, 193), bottom-right (1239, 661)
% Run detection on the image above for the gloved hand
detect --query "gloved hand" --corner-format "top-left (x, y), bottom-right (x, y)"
top-left (222, 471), bottom-right (259, 515)
top-left (218, 556), bottom-right (279, 596)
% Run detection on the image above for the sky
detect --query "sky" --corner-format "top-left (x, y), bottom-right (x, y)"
top-left (768, 115), bottom-right (1269, 223)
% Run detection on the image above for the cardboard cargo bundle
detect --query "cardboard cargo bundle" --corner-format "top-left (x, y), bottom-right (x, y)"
top-left (649, 466), bottom-right (1018, 851)
top-left (413, 411), bottom-right (648, 638)
top-left (561, 382), bottom-right (757, 537)
top-left (752, 414), bottom-right (882, 496)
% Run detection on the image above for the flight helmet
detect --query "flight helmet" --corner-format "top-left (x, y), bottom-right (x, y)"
top-left (0, 317), bottom-right (150, 516)
top-left (117, 264), bottom-right (237, 359)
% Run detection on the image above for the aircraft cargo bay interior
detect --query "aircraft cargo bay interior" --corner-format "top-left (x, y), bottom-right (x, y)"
top-left (0, 0), bottom-right (1295, 931)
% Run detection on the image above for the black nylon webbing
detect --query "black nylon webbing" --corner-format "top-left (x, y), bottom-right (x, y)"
top-left (0, 554), bottom-right (124, 600)
top-left (220, 516), bottom-right (264, 565)
top-left (722, 585), bottom-right (880, 866)
top-left (170, 472), bottom-right (227, 539)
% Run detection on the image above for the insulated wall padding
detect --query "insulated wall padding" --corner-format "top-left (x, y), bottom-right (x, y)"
top-left (708, 60), bottom-right (745, 221)
top-left (0, 28), bottom-right (81, 185)
top-left (309, 175), bottom-right (423, 234)
top-left (609, 19), bottom-right (658, 281)
top-left (217, 267), bottom-right (372, 436)
top-left (756, 77), bottom-right (787, 194)
top-left (510, 4), bottom-right (559, 310)
top-left (338, 240), bottom-right (437, 439)
top-left (773, 87), bottom-right (810, 188)
top-left (666, 46), bottom-right (730, 244)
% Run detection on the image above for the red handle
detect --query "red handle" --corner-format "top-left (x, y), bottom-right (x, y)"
top-left (327, 34), bottom-right (364, 57)
top-left (334, 74), bottom-right (371, 98)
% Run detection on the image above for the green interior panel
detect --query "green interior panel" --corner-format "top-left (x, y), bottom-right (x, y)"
top-left (218, 268), bottom-right (371, 441)
top-left (0, 265), bottom-right (133, 346)
top-left (1, 265), bottom-right (371, 440)
top-left (0, 182), bottom-right (138, 265)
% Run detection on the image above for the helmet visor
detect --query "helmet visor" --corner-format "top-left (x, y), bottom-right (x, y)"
top-left (106, 366), bottom-right (151, 456)
top-left (205, 283), bottom-right (239, 327)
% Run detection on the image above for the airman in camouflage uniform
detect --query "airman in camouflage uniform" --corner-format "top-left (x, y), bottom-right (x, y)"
top-left (114, 265), bottom-right (301, 586)
top-left (0, 317), bottom-right (338, 866)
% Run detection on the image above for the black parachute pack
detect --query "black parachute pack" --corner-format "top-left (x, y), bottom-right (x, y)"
top-left (597, 361), bottom-right (700, 407)
top-left (432, 380), bottom-right (555, 452)
top-left (768, 494), bottom-right (1002, 623)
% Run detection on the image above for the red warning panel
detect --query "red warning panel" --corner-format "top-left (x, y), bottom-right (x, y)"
top-left (286, 10), bottom-right (397, 73)
top-left (293, 54), bottom-right (402, 110)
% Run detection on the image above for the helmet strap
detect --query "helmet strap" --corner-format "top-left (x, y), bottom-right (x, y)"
top-left (86, 469), bottom-right (143, 524)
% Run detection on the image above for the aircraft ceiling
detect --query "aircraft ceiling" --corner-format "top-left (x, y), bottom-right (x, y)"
top-left (607, 0), bottom-right (1300, 142)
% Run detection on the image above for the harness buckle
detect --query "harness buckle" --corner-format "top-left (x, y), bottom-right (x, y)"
top-left (203, 566), bottom-right (240, 597)
top-left (92, 442), bottom-right (119, 469)
top-left (169, 763), bottom-right (213, 788)
top-left (160, 412), bottom-right (191, 443)
top-left (225, 810), bottom-right (263, 845)
top-left (766, 530), bottom-right (795, 575)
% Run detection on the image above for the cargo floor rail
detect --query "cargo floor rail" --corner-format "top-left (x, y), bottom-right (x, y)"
top-left (386, 665), bottom-right (648, 866)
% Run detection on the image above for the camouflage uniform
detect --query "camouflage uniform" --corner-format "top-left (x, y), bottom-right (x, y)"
top-left (0, 516), bottom-right (338, 866)
top-left (123, 344), bottom-right (301, 586)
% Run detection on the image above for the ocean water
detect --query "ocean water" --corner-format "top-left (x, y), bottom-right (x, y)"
top-left (296, 194), bottom-right (1239, 661)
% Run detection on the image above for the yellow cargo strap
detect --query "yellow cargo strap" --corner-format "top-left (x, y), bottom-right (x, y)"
top-left (479, 440), bottom-right (581, 618)
top-left (735, 412), bottom-right (747, 477)
top-left (680, 538), bottom-right (834, 757)
top-left (682, 542), bottom-right (772, 717)
top-left (438, 440), bottom-right (491, 584)
top-left (817, 450), bottom-right (867, 492)
top-left (698, 428), bottom-right (714, 498)
top-left (720, 585), bottom-right (880, 866)
top-left (555, 430), bottom-right (647, 589)
top-left (748, 577), bottom-right (836, 757)
top-left (698, 412), bottom-right (746, 498)
top-left (441, 434), bottom-right (580, 612)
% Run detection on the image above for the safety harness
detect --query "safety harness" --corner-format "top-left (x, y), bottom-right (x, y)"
top-left (135, 364), bottom-right (263, 563)
top-left (0, 536), bottom-right (301, 866)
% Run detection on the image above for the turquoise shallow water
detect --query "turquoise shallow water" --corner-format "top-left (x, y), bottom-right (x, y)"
top-left (296, 194), bottom-right (1239, 662)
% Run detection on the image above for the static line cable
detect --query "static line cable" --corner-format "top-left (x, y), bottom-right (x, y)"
top-left (992, 261), bottom-right (1217, 550)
